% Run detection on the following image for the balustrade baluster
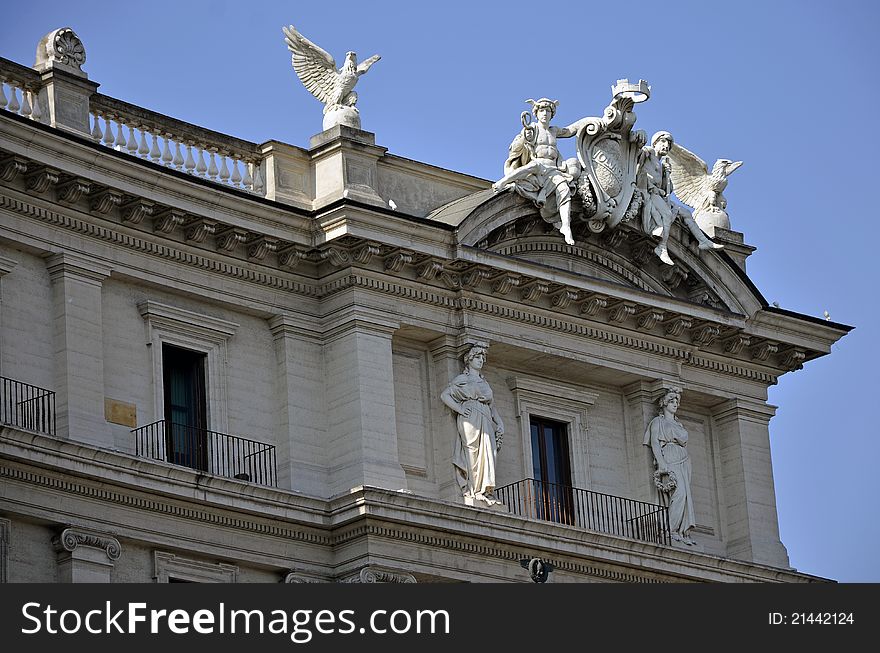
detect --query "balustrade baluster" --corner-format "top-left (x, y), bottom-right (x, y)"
top-left (114, 118), bottom-right (127, 149)
top-left (195, 148), bottom-right (208, 177)
top-left (0, 81), bottom-right (7, 109)
top-left (161, 135), bottom-right (173, 166)
top-left (253, 162), bottom-right (265, 195)
top-left (149, 133), bottom-right (161, 162)
top-left (7, 86), bottom-right (20, 113)
top-left (91, 113), bottom-right (103, 141)
top-left (126, 124), bottom-right (138, 154)
top-left (103, 116), bottom-right (115, 146)
top-left (207, 151), bottom-right (219, 180)
top-left (29, 90), bottom-right (42, 122)
top-left (172, 141), bottom-right (184, 169)
top-left (184, 144), bottom-right (196, 174)
top-left (231, 159), bottom-right (242, 187)
top-left (18, 86), bottom-right (31, 117)
top-left (137, 128), bottom-right (150, 158)
top-left (243, 160), bottom-right (254, 190)
top-left (219, 154), bottom-right (230, 184)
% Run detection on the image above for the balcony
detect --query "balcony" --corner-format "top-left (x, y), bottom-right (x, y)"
top-left (132, 420), bottom-right (277, 487)
top-left (0, 376), bottom-right (56, 436)
top-left (495, 478), bottom-right (671, 546)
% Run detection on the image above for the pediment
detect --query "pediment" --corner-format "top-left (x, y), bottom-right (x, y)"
top-left (447, 190), bottom-right (763, 315)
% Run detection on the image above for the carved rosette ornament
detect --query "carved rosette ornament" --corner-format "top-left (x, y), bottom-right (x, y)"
top-left (52, 527), bottom-right (122, 561)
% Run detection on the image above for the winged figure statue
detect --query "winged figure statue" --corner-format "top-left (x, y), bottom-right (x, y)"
top-left (666, 143), bottom-right (742, 232)
top-left (282, 25), bottom-right (380, 130)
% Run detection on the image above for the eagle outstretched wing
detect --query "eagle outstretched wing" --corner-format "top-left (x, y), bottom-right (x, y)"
top-left (356, 54), bottom-right (381, 75)
top-left (282, 25), bottom-right (338, 106)
top-left (667, 142), bottom-right (710, 210)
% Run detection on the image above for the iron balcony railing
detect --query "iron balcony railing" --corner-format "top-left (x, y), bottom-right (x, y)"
top-left (132, 420), bottom-right (277, 487)
top-left (495, 478), bottom-right (671, 546)
top-left (0, 376), bottom-right (56, 436)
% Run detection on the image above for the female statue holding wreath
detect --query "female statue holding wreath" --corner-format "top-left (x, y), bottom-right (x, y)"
top-left (643, 388), bottom-right (696, 545)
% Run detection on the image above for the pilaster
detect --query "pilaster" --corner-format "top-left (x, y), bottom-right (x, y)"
top-left (268, 314), bottom-right (328, 497)
top-left (52, 526), bottom-right (121, 583)
top-left (712, 397), bottom-right (790, 568)
top-left (0, 255), bottom-right (17, 376)
top-left (45, 252), bottom-right (111, 445)
top-left (322, 307), bottom-right (407, 495)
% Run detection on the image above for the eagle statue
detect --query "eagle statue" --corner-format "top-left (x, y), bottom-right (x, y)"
top-left (666, 143), bottom-right (743, 232)
top-left (282, 25), bottom-right (380, 130)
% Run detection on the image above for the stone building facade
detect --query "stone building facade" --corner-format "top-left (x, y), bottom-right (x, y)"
top-left (0, 29), bottom-right (850, 583)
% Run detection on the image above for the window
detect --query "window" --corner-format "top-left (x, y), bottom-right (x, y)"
top-left (153, 551), bottom-right (238, 583)
top-left (162, 344), bottom-right (207, 471)
top-left (530, 416), bottom-right (574, 524)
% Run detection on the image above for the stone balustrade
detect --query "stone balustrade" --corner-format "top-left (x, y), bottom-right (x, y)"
top-left (89, 94), bottom-right (265, 195)
top-left (0, 58), bottom-right (44, 123)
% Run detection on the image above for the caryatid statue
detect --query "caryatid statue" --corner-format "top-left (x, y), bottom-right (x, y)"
top-left (282, 25), bottom-right (381, 131)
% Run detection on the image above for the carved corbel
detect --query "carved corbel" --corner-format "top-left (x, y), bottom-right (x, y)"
top-left (660, 265), bottom-right (689, 290)
top-left (520, 280), bottom-right (550, 303)
top-left (120, 197), bottom-right (154, 225)
top-left (184, 218), bottom-right (217, 243)
top-left (607, 301), bottom-right (637, 324)
top-left (636, 308), bottom-right (665, 331)
top-left (551, 289), bottom-right (579, 310)
top-left (283, 571), bottom-right (323, 584)
top-left (688, 287), bottom-right (722, 309)
top-left (417, 260), bottom-right (444, 281)
top-left (320, 247), bottom-right (351, 267)
top-left (492, 273), bottom-right (521, 296)
top-left (55, 176), bottom-right (91, 204)
top-left (383, 249), bottom-right (413, 273)
top-left (277, 245), bottom-right (304, 269)
top-left (691, 322), bottom-right (721, 348)
top-left (215, 227), bottom-right (248, 253)
top-left (722, 332), bottom-right (751, 355)
top-left (247, 236), bottom-right (279, 261)
top-left (580, 293), bottom-right (607, 316)
top-left (353, 242), bottom-right (381, 265)
top-left (664, 314), bottom-right (693, 337)
top-left (153, 207), bottom-right (187, 234)
top-left (24, 165), bottom-right (60, 195)
top-left (0, 154), bottom-right (28, 182)
top-left (90, 188), bottom-right (124, 215)
top-left (750, 340), bottom-right (778, 362)
top-left (460, 267), bottom-right (490, 290)
top-left (778, 347), bottom-right (806, 372)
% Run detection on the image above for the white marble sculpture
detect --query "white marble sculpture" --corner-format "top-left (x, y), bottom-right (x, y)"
top-left (493, 98), bottom-right (594, 246)
top-left (666, 143), bottom-right (742, 233)
top-left (643, 388), bottom-right (696, 545)
top-left (282, 25), bottom-right (380, 131)
top-left (636, 131), bottom-right (724, 265)
top-left (440, 345), bottom-right (505, 508)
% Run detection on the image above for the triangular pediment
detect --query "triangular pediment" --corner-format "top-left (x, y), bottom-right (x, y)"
top-left (442, 190), bottom-right (763, 316)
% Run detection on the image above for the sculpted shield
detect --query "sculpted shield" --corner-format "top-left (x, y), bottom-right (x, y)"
top-left (576, 80), bottom-right (650, 231)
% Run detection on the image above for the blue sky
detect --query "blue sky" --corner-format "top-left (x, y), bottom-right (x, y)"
top-left (2, 0), bottom-right (877, 581)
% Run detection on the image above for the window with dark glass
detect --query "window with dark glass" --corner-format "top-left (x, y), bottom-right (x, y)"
top-left (529, 416), bottom-right (573, 524)
top-left (162, 344), bottom-right (207, 471)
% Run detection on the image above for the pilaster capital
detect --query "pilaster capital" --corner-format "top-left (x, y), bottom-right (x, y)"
top-left (44, 251), bottom-right (112, 284)
top-left (712, 397), bottom-right (777, 426)
top-left (339, 566), bottom-right (416, 583)
top-left (0, 255), bottom-right (17, 277)
top-left (52, 527), bottom-right (121, 562)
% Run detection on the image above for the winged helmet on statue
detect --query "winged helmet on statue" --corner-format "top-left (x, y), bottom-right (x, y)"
top-left (282, 25), bottom-right (381, 131)
top-left (665, 143), bottom-right (743, 232)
